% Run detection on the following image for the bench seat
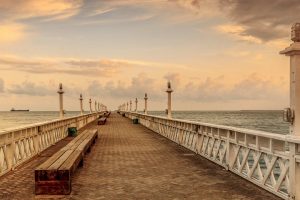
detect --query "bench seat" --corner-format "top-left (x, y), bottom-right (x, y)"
top-left (35, 129), bottom-right (98, 195)
top-left (97, 117), bottom-right (107, 125)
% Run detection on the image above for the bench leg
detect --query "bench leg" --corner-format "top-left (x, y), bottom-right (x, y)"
top-left (35, 170), bottom-right (71, 195)
top-left (79, 158), bottom-right (84, 168)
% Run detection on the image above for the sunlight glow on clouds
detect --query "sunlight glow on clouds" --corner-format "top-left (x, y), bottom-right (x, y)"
top-left (215, 24), bottom-right (262, 44)
top-left (0, 0), bottom-right (294, 110)
top-left (0, 23), bottom-right (26, 44)
top-left (0, 0), bottom-right (83, 20)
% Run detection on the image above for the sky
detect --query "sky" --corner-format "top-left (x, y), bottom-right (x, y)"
top-left (0, 0), bottom-right (297, 111)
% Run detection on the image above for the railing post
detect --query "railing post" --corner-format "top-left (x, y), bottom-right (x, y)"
top-left (57, 83), bottom-right (64, 119)
top-left (89, 98), bottom-right (92, 113)
top-left (280, 23), bottom-right (300, 200)
top-left (166, 81), bottom-right (173, 119)
top-left (33, 126), bottom-right (41, 154)
top-left (79, 94), bottom-right (83, 115)
top-left (135, 98), bottom-right (138, 112)
top-left (144, 93), bottom-right (148, 115)
top-left (130, 100), bottom-right (132, 112)
top-left (6, 133), bottom-right (15, 171)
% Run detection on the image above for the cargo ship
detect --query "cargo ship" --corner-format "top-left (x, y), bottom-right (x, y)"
top-left (10, 108), bottom-right (30, 112)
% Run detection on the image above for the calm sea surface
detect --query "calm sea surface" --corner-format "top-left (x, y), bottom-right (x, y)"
top-left (147, 110), bottom-right (289, 135)
top-left (0, 110), bottom-right (289, 134)
top-left (0, 111), bottom-right (88, 131)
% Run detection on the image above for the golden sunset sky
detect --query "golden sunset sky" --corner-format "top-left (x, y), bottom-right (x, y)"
top-left (0, 0), bottom-right (296, 111)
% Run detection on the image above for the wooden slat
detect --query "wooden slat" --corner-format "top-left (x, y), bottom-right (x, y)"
top-left (36, 150), bottom-right (66, 170)
top-left (67, 132), bottom-right (91, 151)
top-left (36, 130), bottom-right (89, 170)
top-left (59, 150), bottom-right (82, 171)
top-left (60, 130), bottom-right (88, 151)
top-left (48, 149), bottom-right (74, 170)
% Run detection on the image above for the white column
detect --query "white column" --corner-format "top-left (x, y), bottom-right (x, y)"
top-left (280, 23), bottom-right (300, 200)
top-left (280, 23), bottom-right (300, 135)
top-left (144, 93), bottom-right (148, 115)
top-left (166, 81), bottom-right (173, 119)
top-left (57, 83), bottom-right (64, 119)
top-left (94, 101), bottom-right (97, 112)
top-left (130, 100), bottom-right (132, 112)
top-left (135, 98), bottom-right (138, 112)
top-left (89, 99), bottom-right (92, 113)
top-left (79, 94), bottom-right (83, 115)
top-left (126, 102), bottom-right (128, 111)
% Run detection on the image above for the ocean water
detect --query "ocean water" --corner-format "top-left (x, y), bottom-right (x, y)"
top-left (0, 111), bottom-right (89, 131)
top-left (147, 110), bottom-right (289, 135)
top-left (0, 110), bottom-right (289, 134)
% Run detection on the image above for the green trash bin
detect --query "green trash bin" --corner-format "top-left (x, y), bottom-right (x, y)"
top-left (133, 118), bottom-right (139, 124)
top-left (68, 127), bottom-right (78, 137)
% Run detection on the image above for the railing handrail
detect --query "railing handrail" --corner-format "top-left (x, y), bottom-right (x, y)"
top-left (124, 111), bottom-right (295, 143)
top-left (0, 112), bottom-right (102, 135)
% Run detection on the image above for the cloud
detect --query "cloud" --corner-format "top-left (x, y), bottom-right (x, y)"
top-left (215, 24), bottom-right (262, 44)
top-left (87, 73), bottom-right (163, 100)
top-left (7, 81), bottom-right (54, 96)
top-left (218, 0), bottom-right (298, 42)
top-left (164, 73), bottom-right (181, 89)
top-left (87, 8), bottom-right (116, 17)
top-left (0, 56), bottom-right (140, 77)
top-left (170, 0), bottom-right (220, 17)
top-left (181, 74), bottom-right (287, 102)
top-left (0, 23), bottom-right (26, 44)
top-left (0, 0), bottom-right (83, 21)
top-left (0, 79), bottom-right (4, 92)
top-left (83, 73), bottom-right (287, 104)
top-left (0, 0), bottom-right (83, 43)
top-left (0, 55), bottom-right (180, 77)
top-left (169, 0), bottom-right (295, 43)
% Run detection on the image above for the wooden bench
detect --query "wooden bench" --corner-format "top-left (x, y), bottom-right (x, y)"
top-left (35, 129), bottom-right (98, 195)
top-left (104, 112), bottom-right (111, 117)
top-left (97, 117), bottom-right (107, 125)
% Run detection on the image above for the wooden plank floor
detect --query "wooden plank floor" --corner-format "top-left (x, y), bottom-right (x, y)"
top-left (0, 113), bottom-right (281, 200)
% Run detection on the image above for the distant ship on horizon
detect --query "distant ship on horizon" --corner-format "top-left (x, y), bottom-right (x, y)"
top-left (10, 108), bottom-right (30, 112)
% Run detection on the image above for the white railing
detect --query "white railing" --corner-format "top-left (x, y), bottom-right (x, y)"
top-left (0, 112), bottom-right (103, 177)
top-left (124, 112), bottom-right (300, 200)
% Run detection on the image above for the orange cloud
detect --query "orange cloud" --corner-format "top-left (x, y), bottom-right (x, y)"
top-left (0, 23), bottom-right (26, 44)
top-left (0, 0), bottom-right (82, 20)
top-left (215, 24), bottom-right (262, 44)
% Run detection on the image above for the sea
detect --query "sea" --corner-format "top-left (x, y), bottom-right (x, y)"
top-left (0, 110), bottom-right (289, 134)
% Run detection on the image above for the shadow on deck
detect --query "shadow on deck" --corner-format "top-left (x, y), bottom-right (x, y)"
top-left (0, 113), bottom-right (281, 200)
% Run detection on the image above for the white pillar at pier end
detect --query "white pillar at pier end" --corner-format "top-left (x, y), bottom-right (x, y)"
top-left (57, 83), bottom-right (64, 119)
top-left (79, 94), bottom-right (83, 115)
top-left (166, 81), bottom-right (173, 119)
top-left (144, 93), bottom-right (148, 115)
top-left (126, 102), bottom-right (128, 111)
top-left (135, 98), bottom-right (138, 112)
top-left (280, 23), bottom-right (300, 200)
top-left (94, 101), bottom-right (97, 112)
top-left (280, 23), bottom-right (300, 136)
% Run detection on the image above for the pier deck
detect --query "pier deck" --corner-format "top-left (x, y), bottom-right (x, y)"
top-left (0, 113), bottom-right (280, 200)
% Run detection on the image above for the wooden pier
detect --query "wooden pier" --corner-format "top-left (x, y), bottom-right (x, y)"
top-left (0, 113), bottom-right (280, 199)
